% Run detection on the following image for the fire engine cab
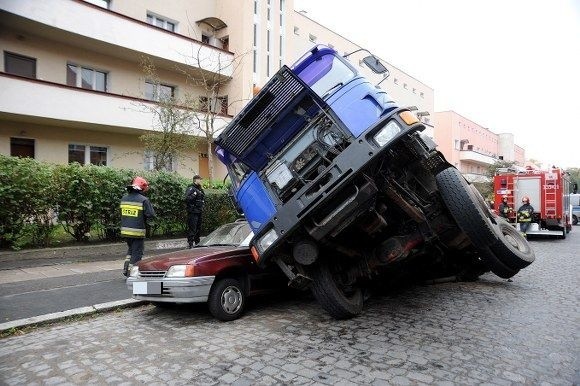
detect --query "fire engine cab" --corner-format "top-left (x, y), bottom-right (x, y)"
top-left (493, 167), bottom-right (572, 238)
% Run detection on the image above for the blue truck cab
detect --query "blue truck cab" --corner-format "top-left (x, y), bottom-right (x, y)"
top-left (216, 45), bottom-right (398, 237)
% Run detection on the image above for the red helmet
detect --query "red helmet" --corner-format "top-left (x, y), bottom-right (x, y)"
top-left (522, 196), bottom-right (530, 203)
top-left (130, 176), bottom-right (149, 192)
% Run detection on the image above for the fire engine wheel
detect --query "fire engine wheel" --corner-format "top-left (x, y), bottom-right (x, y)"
top-left (488, 218), bottom-right (535, 269)
top-left (306, 259), bottom-right (364, 319)
top-left (436, 167), bottom-right (518, 279)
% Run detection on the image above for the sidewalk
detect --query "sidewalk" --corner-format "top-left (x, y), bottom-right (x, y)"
top-left (0, 238), bottom-right (188, 333)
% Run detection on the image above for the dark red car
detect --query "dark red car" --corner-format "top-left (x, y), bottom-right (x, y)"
top-left (126, 220), bottom-right (284, 321)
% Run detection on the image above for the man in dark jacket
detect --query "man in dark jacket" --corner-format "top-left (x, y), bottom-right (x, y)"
top-left (121, 176), bottom-right (156, 276)
top-left (517, 196), bottom-right (534, 237)
top-left (185, 174), bottom-right (205, 248)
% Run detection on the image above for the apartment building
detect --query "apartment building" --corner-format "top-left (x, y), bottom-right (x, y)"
top-left (0, 0), bottom-right (433, 179)
top-left (434, 111), bottom-right (525, 182)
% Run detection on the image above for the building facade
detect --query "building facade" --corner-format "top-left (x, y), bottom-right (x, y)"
top-left (0, 0), bottom-right (433, 179)
top-left (434, 111), bottom-right (525, 182)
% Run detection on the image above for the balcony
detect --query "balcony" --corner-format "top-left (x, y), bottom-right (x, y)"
top-left (0, 0), bottom-right (233, 77)
top-left (459, 149), bottom-right (497, 166)
top-left (0, 73), bottom-right (156, 132)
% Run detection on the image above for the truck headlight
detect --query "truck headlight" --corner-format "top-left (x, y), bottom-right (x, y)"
top-left (165, 265), bottom-right (195, 278)
top-left (257, 229), bottom-right (278, 252)
top-left (373, 120), bottom-right (401, 146)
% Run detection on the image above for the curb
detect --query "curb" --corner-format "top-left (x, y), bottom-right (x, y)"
top-left (0, 298), bottom-right (146, 333)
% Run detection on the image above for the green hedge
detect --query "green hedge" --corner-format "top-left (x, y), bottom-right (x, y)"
top-left (0, 155), bottom-right (238, 250)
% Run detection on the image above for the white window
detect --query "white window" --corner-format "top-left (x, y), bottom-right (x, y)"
top-left (68, 144), bottom-right (108, 166)
top-left (67, 64), bottom-right (107, 91)
top-left (146, 13), bottom-right (176, 32)
top-left (144, 81), bottom-right (175, 101)
top-left (144, 150), bottom-right (175, 172)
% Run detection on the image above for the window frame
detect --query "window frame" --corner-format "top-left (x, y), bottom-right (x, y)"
top-left (144, 150), bottom-right (176, 172)
top-left (68, 143), bottom-right (109, 166)
top-left (66, 63), bottom-right (108, 92)
top-left (10, 137), bottom-right (35, 158)
top-left (144, 81), bottom-right (175, 101)
top-left (4, 51), bottom-right (37, 79)
top-left (146, 12), bottom-right (177, 32)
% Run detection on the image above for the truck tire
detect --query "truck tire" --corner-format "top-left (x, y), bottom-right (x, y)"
top-left (208, 278), bottom-right (246, 321)
top-left (306, 260), bottom-right (363, 319)
top-left (488, 218), bottom-right (535, 269)
top-left (436, 167), bottom-right (518, 278)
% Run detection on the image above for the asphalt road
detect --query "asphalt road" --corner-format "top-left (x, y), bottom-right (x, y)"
top-left (0, 270), bottom-right (129, 322)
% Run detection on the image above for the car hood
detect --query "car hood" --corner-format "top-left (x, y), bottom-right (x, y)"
top-left (137, 246), bottom-right (244, 271)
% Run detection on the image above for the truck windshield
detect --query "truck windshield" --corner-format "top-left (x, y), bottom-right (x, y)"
top-left (297, 54), bottom-right (357, 100)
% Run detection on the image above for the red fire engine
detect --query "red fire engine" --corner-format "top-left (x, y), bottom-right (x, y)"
top-left (493, 167), bottom-right (572, 238)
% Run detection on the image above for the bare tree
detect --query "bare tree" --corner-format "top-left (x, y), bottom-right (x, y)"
top-left (139, 57), bottom-right (199, 172)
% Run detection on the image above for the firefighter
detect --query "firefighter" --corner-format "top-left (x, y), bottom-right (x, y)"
top-left (498, 195), bottom-right (512, 219)
top-left (184, 174), bottom-right (205, 248)
top-left (120, 176), bottom-right (156, 276)
top-left (517, 196), bottom-right (534, 237)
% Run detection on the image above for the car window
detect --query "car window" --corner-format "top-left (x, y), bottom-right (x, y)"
top-left (199, 222), bottom-right (253, 247)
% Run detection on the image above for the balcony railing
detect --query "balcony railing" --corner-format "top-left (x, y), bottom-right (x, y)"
top-left (0, 0), bottom-right (234, 77)
top-left (459, 149), bottom-right (497, 166)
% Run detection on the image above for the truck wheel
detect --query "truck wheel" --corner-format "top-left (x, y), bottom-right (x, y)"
top-left (488, 218), bottom-right (535, 269)
top-left (436, 167), bottom-right (518, 278)
top-left (208, 278), bottom-right (245, 321)
top-left (306, 260), bottom-right (363, 319)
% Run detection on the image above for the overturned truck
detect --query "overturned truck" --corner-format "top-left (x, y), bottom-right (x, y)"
top-left (215, 45), bottom-right (534, 319)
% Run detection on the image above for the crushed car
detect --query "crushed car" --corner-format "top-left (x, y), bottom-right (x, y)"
top-left (126, 220), bottom-right (285, 321)
top-left (215, 45), bottom-right (535, 319)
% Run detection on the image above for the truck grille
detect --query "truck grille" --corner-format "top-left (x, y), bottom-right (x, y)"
top-left (216, 67), bottom-right (306, 157)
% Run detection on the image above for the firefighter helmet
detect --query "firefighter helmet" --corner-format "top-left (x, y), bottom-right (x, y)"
top-left (130, 176), bottom-right (149, 192)
top-left (522, 196), bottom-right (530, 203)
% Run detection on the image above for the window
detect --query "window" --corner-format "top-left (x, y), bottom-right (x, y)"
top-left (144, 150), bottom-right (175, 172)
top-left (68, 144), bottom-right (108, 166)
top-left (10, 137), bottom-right (35, 158)
top-left (294, 26), bottom-right (299, 35)
top-left (144, 81), bottom-right (175, 101)
top-left (146, 13), bottom-right (176, 32)
top-left (4, 52), bottom-right (36, 79)
top-left (67, 64), bottom-right (107, 91)
top-left (84, 0), bottom-right (110, 8)
top-left (202, 34), bottom-right (211, 44)
top-left (199, 96), bottom-right (228, 114)
top-left (309, 34), bottom-right (317, 43)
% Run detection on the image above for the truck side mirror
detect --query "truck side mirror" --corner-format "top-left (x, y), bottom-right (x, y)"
top-left (362, 55), bottom-right (389, 75)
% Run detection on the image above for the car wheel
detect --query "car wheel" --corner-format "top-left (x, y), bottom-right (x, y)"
top-left (306, 259), bottom-right (364, 319)
top-left (208, 278), bottom-right (246, 321)
top-left (436, 167), bottom-right (518, 279)
top-left (573, 215), bottom-right (578, 226)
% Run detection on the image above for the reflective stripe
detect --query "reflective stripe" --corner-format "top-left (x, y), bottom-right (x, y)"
top-left (121, 227), bottom-right (146, 237)
top-left (121, 203), bottom-right (143, 210)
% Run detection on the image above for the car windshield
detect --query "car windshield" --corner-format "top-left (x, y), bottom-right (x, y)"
top-left (199, 221), bottom-right (253, 247)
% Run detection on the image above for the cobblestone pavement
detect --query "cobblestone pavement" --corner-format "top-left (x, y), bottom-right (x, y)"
top-left (1, 233), bottom-right (579, 385)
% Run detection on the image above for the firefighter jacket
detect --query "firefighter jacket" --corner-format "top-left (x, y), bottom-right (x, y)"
top-left (120, 190), bottom-right (156, 238)
top-left (498, 202), bottom-right (511, 218)
top-left (185, 184), bottom-right (205, 214)
top-left (517, 203), bottom-right (534, 223)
